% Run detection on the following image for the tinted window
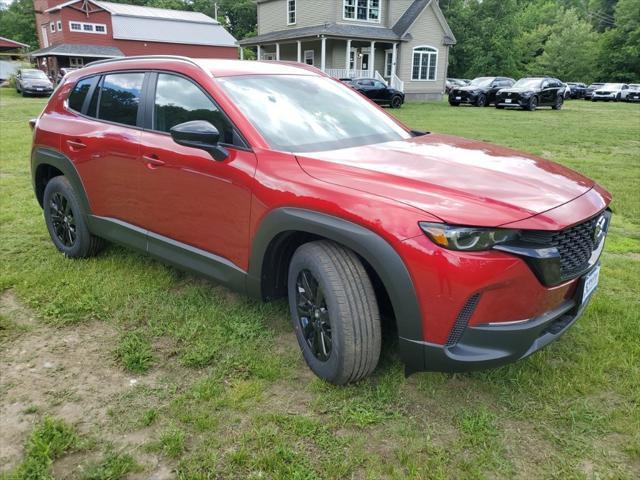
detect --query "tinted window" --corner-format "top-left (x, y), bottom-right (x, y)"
top-left (68, 77), bottom-right (94, 112)
top-left (372, 81), bottom-right (386, 88)
top-left (153, 73), bottom-right (235, 144)
top-left (98, 73), bottom-right (144, 126)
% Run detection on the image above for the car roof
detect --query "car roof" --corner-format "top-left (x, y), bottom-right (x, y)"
top-left (80, 56), bottom-right (322, 79)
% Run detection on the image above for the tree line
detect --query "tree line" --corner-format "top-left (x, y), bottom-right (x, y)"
top-left (1, 0), bottom-right (638, 83)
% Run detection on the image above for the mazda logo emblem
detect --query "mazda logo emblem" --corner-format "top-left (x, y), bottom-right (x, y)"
top-left (593, 215), bottom-right (607, 244)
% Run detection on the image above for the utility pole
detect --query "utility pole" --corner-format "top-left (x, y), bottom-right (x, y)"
top-left (214, 2), bottom-right (218, 22)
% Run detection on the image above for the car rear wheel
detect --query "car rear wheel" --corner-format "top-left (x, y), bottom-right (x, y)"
top-left (526, 96), bottom-right (538, 111)
top-left (43, 176), bottom-right (105, 258)
top-left (287, 240), bottom-right (381, 385)
top-left (390, 95), bottom-right (403, 109)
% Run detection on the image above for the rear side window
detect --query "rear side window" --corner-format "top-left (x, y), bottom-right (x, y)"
top-left (97, 72), bottom-right (145, 127)
top-left (153, 73), bottom-right (235, 144)
top-left (68, 77), bottom-right (94, 112)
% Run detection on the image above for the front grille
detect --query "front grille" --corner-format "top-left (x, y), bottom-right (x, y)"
top-left (520, 215), bottom-right (603, 280)
top-left (446, 294), bottom-right (481, 347)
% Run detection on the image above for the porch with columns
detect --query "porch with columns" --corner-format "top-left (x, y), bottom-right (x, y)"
top-left (241, 36), bottom-right (404, 92)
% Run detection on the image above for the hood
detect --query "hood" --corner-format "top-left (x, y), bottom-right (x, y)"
top-left (296, 134), bottom-right (595, 227)
top-left (455, 85), bottom-right (486, 93)
top-left (499, 87), bottom-right (536, 94)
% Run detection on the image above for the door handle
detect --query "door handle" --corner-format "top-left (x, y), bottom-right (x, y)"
top-left (143, 154), bottom-right (165, 167)
top-left (66, 139), bottom-right (86, 150)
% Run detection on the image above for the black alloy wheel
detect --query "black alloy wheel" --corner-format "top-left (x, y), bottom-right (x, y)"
top-left (476, 93), bottom-right (487, 107)
top-left (527, 96), bottom-right (538, 111)
top-left (49, 192), bottom-right (77, 247)
top-left (295, 269), bottom-right (332, 361)
top-left (552, 96), bottom-right (564, 110)
top-left (390, 95), bottom-right (403, 109)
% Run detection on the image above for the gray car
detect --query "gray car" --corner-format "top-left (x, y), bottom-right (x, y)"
top-left (15, 69), bottom-right (54, 97)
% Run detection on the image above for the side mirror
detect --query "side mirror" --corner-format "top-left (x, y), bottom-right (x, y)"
top-left (170, 120), bottom-right (229, 161)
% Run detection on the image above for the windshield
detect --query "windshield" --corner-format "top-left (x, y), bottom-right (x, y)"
top-left (513, 78), bottom-right (543, 89)
top-left (218, 75), bottom-right (410, 153)
top-left (469, 77), bottom-right (494, 87)
top-left (21, 69), bottom-right (48, 80)
top-left (589, 83), bottom-right (604, 88)
top-left (601, 83), bottom-right (623, 89)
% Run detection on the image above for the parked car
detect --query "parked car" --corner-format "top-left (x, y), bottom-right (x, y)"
top-left (584, 83), bottom-right (605, 100)
top-left (625, 84), bottom-right (640, 102)
top-left (566, 82), bottom-right (587, 99)
top-left (495, 77), bottom-right (565, 111)
top-left (346, 77), bottom-right (404, 108)
top-left (448, 76), bottom-right (515, 107)
top-left (15, 68), bottom-right (54, 97)
top-left (31, 57), bottom-right (612, 384)
top-left (592, 83), bottom-right (630, 102)
top-left (446, 78), bottom-right (468, 94)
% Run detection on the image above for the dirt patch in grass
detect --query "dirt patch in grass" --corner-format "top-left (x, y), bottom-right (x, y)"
top-left (0, 290), bottom-right (172, 476)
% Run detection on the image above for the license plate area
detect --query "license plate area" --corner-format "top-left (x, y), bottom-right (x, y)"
top-left (505, 99), bottom-right (512, 103)
top-left (581, 265), bottom-right (600, 306)
top-left (455, 96), bottom-right (461, 100)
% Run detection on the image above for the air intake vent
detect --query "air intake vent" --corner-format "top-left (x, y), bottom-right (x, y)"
top-left (446, 294), bottom-right (481, 347)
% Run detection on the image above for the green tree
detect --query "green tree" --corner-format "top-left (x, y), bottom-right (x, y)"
top-left (597, 0), bottom-right (640, 81)
top-left (531, 9), bottom-right (600, 82)
top-left (0, 0), bottom-right (38, 49)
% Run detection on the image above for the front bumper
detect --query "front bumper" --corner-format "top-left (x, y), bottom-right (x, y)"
top-left (23, 87), bottom-right (53, 95)
top-left (401, 272), bottom-right (595, 373)
top-left (593, 94), bottom-right (616, 100)
top-left (449, 92), bottom-right (478, 104)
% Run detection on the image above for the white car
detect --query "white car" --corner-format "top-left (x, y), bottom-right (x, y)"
top-left (592, 83), bottom-right (630, 102)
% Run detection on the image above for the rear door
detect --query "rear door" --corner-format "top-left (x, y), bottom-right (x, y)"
top-left (61, 72), bottom-right (148, 228)
top-left (136, 72), bottom-right (257, 269)
top-left (355, 79), bottom-right (376, 100)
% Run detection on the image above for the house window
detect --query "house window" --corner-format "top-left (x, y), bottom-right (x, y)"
top-left (287, 0), bottom-right (296, 25)
top-left (344, 0), bottom-right (380, 23)
top-left (57, 20), bottom-right (62, 31)
top-left (412, 46), bottom-right (438, 81)
top-left (304, 50), bottom-right (314, 66)
top-left (68, 21), bottom-right (107, 34)
top-left (385, 50), bottom-right (393, 77)
top-left (349, 50), bottom-right (356, 70)
top-left (50, 22), bottom-right (56, 33)
top-left (69, 57), bottom-right (84, 68)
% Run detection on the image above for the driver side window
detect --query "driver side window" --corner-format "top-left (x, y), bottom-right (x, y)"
top-left (153, 73), bottom-right (236, 145)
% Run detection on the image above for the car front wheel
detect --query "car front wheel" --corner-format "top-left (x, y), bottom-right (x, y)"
top-left (526, 96), bottom-right (538, 111)
top-left (287, 240), bottom-right (381, 385)
top-left (476, 94), bottom-right (487, 107)
top-left (43, 176), bottom-right (105, 258)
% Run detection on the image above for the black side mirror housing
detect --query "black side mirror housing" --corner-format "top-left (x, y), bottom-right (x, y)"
top-left (169, 120), bottom-right (229, 161)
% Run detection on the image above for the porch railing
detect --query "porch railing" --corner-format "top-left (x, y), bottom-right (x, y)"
top-left (390, 73), bottom-right (405, 92)
top-left (325, 68), bottom-right (372, 79)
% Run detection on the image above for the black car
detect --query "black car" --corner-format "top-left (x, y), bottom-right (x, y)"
top-left (584, 83), bottom-right (605, 100)
top-left (448, 76), bottom-right (515, 107)
top-left (495, 77), bottom-right (565, 111)
top-left (567, 82), bottom-right (587, 99)
top-left (345, 78), bottom-right (405, 108)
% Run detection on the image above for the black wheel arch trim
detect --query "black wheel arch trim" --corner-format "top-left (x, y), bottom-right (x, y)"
top-left (32, 146), bottom-right (91, 214)
top-left (247, 208), bottom-right (425, 372)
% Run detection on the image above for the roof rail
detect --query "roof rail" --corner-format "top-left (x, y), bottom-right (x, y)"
top-left (84, 55), bottom-right (201, 69)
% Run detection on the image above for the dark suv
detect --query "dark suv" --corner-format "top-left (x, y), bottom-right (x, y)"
top-left (344, 77), bottom-right (404, 108)
top-left (31, 57), bottom-right (611, 384)
top-left (448, 76), bottom-right (515, 107)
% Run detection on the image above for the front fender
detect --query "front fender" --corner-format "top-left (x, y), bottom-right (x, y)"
top-left (248, 207), bottom-right (426, 372)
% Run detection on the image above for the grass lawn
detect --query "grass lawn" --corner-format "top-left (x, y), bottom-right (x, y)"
top-left (1, 87), bottom-right (639, 479)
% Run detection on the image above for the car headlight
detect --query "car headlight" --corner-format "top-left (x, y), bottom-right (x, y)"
top-left (419, 222), bottom-right (521, 251)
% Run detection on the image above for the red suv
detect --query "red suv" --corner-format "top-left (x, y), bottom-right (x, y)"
top-left (31, 57), bottom-right (611, 384)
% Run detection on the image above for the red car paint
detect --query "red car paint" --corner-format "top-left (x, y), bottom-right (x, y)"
top-left (32, 58), bottom-right (611, 370)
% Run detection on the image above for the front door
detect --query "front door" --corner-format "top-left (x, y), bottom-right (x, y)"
top-left (41, 25), bottom-right (49, 47)
top-left (137, 72), bottom-right (257, 269)
top-left (360, 53), bottom-right (369, 72)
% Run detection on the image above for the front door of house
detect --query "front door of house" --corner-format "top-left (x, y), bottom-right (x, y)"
top-left (360, 53), bottom-right (369, 72)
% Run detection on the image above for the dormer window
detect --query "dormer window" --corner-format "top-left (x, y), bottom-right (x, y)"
top-left (287, 0), bottom-right (296, 25)
top-left (343, 0), bottom-right (380, 23)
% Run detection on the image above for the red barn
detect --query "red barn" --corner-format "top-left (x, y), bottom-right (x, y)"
top-left (31, 0), bottom-right (238, 77)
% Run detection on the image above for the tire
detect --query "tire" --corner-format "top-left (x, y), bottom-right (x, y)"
top-left (43, 176), bottom-right (105, 258)
top-left (390, 95), bottom-right (403, 109)
top-left (475, 93), bottom-right (487, 107)
top-left (449, 101), bottom-right (460, 107)
top-left (526, 96), bottom-right (538, 111)
top-left (615, 93), bottom-right (621, 102)
top-left (552, 96), bottom-right (563, 110)
top-left (21, 90), bottom-right (27, 97)
top-left (288, 240), bottom-right (381, 385)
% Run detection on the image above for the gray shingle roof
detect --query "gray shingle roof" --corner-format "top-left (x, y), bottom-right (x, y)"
top-left (238, 23), bottom-right (403, 45)
top-left (29, 44), bottom-right (124, 58)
